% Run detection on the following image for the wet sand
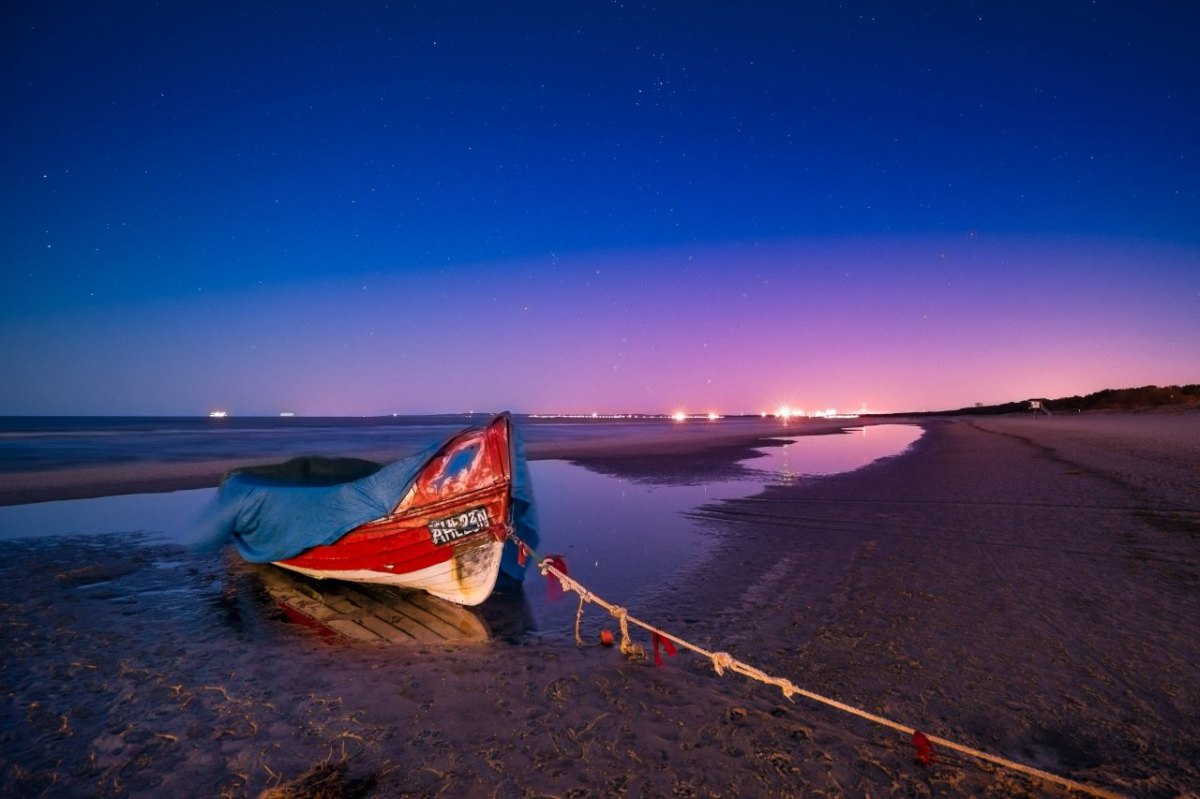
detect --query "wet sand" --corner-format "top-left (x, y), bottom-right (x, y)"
top-left (1, 412), bottom-right (1198, 797)
top-left (0, 417), bottom-right (853, 507)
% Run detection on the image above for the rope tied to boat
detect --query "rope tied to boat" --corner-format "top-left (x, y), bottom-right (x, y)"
top-left (606, 605), bottom-right (645, 660)
top-left (709, 651), bottom-right (734, 677)
top-left (510, 532), bottom-right (1125, 799)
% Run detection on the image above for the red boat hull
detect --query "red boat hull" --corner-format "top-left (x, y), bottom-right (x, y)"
top-left (274, 414), bottom-right (515, 606)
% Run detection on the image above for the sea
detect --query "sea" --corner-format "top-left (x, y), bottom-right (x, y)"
top-left (0, 413), bottom-right (534, 473)
top-left (0, 414), bottom-right (922, 638)
top-left (0, 413), bottom-right (763, 473)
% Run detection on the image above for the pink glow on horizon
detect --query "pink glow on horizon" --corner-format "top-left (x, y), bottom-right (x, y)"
top-left (0, 236), bottom-right (1195, 415)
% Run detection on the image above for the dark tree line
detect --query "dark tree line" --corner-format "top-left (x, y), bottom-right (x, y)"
top-left (874, 384), bottom-right (1200, 417)
top-left (1039, 384), bottom-right (1200, 412)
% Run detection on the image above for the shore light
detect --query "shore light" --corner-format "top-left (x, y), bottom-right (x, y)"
top-left (707, 412), bottom-right (720, 421)
top-left (672, 411), bottom-right (687, 422)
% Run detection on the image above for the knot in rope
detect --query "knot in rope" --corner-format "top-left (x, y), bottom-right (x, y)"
top-left (711, 651), bottom-right (734, 676)
top-left (775, 679), bottom-right (799, 701)
top-left (607, 605), bottom-right (645, 660)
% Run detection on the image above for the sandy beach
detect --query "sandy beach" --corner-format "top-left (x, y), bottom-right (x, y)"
top-left (1, 412), bottom-right (1198, 797)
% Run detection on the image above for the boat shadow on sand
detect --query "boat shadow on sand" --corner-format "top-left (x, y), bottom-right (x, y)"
top-left (238, 562), bottom-right (536, 646)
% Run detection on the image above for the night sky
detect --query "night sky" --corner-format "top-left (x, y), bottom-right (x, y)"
top-left (2, 2), bottom-right (1197, 416)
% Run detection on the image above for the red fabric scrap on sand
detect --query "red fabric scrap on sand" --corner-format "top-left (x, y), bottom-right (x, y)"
top-left (652, 632), bottom-right (677, 666)
top-left (912, 730), bottom-right (937, 766)
top-left (543, 555), bottom-right (568, 600)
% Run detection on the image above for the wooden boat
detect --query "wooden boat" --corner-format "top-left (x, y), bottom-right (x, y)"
top-left (266, 413), bottom-right (519, 606)
top-left (244, 562), bottom-right (491, 644)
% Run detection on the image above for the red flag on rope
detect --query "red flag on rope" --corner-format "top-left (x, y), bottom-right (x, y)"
top-left (652, 632), bottom-right (677, 666)
top-left (912, 730), bottom-right (937, 766)
top-left (542, 555), bottom-right (569, 601)
top-left (516, 542), bottom-right (528, 567)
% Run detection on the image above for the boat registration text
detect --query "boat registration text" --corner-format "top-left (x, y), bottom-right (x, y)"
top-left (429, 507), bottom-right (491, 546)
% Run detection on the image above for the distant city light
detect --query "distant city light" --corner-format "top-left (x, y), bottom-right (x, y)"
top-left (770, 404), bottom-right (863, 420)
top-left (707, 412), bottom-right (720, 421)
top-left (529, 413), bottom-right (689, 419)
top-left (672, 411), bottom-right (687, 422)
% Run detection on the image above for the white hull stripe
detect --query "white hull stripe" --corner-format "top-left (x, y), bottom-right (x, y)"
top-left (273, 540), bottom-right (504, 606)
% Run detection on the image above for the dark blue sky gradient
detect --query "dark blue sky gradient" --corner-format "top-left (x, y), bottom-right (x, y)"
top-left (2, 2), bottom-right (1197, 414)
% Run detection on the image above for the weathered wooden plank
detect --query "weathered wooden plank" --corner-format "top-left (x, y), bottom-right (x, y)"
top-left (323, 618), bottom-right (384, 643)
top-left (244, 562), bottom-right (490, 644)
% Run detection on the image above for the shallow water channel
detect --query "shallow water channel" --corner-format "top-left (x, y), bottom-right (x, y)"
top-left (0, 425), bottom-right (921, 641)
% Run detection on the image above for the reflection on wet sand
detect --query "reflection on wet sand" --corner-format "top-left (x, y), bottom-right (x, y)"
top-left (242, 562), bottom-right (493, 645)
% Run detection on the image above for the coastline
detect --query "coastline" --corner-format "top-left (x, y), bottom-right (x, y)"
top-left (1, 412), bottom-right (1197, 796)
top-left (0, 416), bottom-right (869, 506)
